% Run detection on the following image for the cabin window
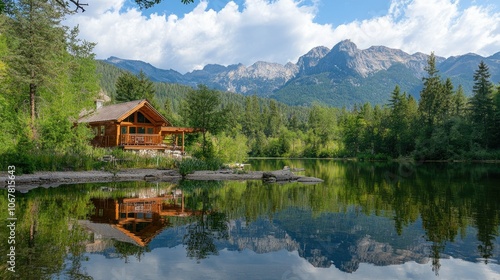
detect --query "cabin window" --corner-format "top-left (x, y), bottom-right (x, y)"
top-left (137, 112), bottom-right (152, 124)
top-left (129, 127), bottom-right (136, 134)
top-left (98, 209), bottom-right (103, 217)
top-left (138, 127), bottom-right (146, 134)
top-left (93, 126), bottom-right (99, 136)
top-left (147, 128), bottom-right (154, 134)
top-left (124, 114), bottom-right (134, 123)
top-left (121, 126), bottom-right (127, 134)
top-left (100, 125), bottom-right (105, 136)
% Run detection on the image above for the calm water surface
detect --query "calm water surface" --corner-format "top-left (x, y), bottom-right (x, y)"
top-left (1, 159), bottom-right (500, 280)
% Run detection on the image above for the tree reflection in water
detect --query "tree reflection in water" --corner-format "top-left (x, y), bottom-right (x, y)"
top-left (184, 212), bottom-right (229, 262)
top-left (182, 183), bottom-right (230, 262)
top-left (1, 162), bottom-right (500, 279)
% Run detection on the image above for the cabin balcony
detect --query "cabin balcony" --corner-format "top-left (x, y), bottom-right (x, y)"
top-left (120, 134), bottom-right (166, 150)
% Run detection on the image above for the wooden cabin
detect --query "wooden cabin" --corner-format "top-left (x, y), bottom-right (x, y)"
top-left (78, 99), bottom-right (197, 152)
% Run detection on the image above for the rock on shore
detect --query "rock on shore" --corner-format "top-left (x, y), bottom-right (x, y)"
top-left (186, 169), bottom-right (323, 184)
top-left (262, 170), bottom-right (324, 184)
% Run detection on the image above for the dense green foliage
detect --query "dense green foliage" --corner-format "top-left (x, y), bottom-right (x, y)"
top-left (115, 70), bottom-right (155, 103)
top-left (177, 157), bottom-right (224, 176)
top-left (0, 1), bottom-right (102, 173)
top-left (2, 0), bottom-right (500, 175)
top-left (2, 161), bottom-right (499, 277)
top-left (182, 55), bottom-right (499, 160)
top-left (182, 85), bottom-right (229, 158)
top-left (97, 55), bottom-right (500, 161)
top-left (273, 64), bottom-right (423, 107)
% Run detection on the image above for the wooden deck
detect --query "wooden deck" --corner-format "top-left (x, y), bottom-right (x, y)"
top-left (120, 134), bottom-right (163, 146)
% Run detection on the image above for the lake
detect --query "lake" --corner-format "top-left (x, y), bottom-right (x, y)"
top-left (1, 159), bottom-right (500, 279)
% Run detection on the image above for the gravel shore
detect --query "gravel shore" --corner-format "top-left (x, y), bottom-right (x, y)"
top-left (1, 168), bottom-right (182, 192)
top-left (1, 168), bottom-right (323, 192)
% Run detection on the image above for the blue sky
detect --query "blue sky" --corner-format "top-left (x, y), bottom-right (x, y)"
top-left (141, 0), bottom-right (392, 26)
top-left (65, 0), bottom-right (500, 73)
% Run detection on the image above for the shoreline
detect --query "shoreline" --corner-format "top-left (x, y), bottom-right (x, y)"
top-left (1, 168), bottom-right (183, 193)
top-left (1, 168), bottom-right (323, 193)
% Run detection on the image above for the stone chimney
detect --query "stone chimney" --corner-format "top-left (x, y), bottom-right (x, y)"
top-left (95, 99), bottom-right (104, 110)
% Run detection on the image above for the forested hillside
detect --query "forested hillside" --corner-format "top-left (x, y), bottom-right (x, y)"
top-left (1, 1), bottom-right (500, 175)
top-left (102, 40), bottom-right (500, 108)
top-left (96, 60), bottom-right (311, 127)
top-left (100, 56), bottom-right (500, 161)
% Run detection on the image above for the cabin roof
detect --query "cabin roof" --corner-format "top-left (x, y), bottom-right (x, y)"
top-left (78, 220), bottom-right (142, 246)
top-left (78, 99), bottom-right (170, 125)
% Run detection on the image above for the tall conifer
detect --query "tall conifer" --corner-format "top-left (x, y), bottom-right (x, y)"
top-left (4, 0), bottom-right (67, 137)
top-left (469, 61), bottom-right (494, 148)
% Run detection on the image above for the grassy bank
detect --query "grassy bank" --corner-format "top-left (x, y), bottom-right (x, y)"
top-left (0, 148), bottom-right (178, 175)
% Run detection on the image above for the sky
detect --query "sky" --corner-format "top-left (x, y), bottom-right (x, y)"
top-left (83, 245), bottom-right (500, 280)
top-left (64, 0), bottom-right (500, 74)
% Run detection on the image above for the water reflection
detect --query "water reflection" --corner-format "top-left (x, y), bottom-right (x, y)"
top-left (82, 187), bottom-right (192, 247)
top-left (1, 161), bottom-right (500, 279)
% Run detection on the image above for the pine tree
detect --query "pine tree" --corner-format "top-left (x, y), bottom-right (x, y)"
top-left (136, 70), bottom-right (155, 101)
top-left (242, 95), bottom-right (260, 137)
top-left (4, 0), bottom-right (67, 137)
top-left (469, 61), bottom-right (495, 148)
top-left (265, 99), bottom-right (281, 137)
top-left (492, 84), bottom-right (500, 148)
top-left (418, 53), bottom-right (443, 130)
top-left (388, 85), bottom-right (405, 156)
top-left (451, 85), bottom-right (467, 117)
top-left (440, 78), bottom-right (454, 121)
top-left (115, 70), bottom-right (155, 103)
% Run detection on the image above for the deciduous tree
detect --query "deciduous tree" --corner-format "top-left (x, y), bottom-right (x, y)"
top-left (184, 84), bottom-right (227, 158)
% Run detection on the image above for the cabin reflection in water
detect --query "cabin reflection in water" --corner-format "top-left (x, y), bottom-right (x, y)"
top-left (80, 189), bottom-right (199, 249)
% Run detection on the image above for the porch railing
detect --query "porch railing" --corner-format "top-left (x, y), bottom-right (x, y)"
top-left (120, 134), bottom-right (163, 146)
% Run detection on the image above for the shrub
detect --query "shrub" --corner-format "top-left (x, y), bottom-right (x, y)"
top-left (178, 158), bottom-right (205, 176)
top-left (178, 157), bottom-right (225, 176)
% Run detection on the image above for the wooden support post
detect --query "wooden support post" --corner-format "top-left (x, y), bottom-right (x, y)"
top-left (181, 193), bottom-right (184, 213)
top-left (182, 131), bottom-right (185, 154)
top-left (115, 201), bottom-right (119, 221)
top-left (116, 124), bottom-right (120, 146)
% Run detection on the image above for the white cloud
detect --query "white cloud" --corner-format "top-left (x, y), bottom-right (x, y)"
top-left (64, 0), bottom-right (500, 73)
top-left (82, 246), bottom-right (500, 280)
top-left (65, 0), bottom-right (335, 73)
top-left (331, 0), bottom-right (500, 57)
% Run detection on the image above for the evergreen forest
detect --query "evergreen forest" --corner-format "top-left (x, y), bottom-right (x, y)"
top-left (1, 0), bottom-right (500, 174)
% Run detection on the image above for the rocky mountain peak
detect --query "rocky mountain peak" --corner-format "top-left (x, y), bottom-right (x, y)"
top-left (297, 46), bottom-right (331, 75)
top-left (333, 39), bottom-right (359, 55)
top-left (202, 64), bottom-right (229, 74)
top-left (101, 40), bottom-right (500, 107)
top-left (107, 56), bottom-right (123, 64)
top-left (312, 40), bottom-right (432, 78)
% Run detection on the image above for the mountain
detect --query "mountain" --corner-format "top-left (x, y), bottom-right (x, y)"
top-left (296, 46), bottom-right (331, 75)
top-left (184, 61), bottom-right (298, 96)
top-left (104, 56), bottom-right (185, 83)
top-left (101, 40), bottom-right (500, 107)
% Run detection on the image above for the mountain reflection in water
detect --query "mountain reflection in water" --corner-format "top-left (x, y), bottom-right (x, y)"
top-left (1, 160), bottom-right (499, 280)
